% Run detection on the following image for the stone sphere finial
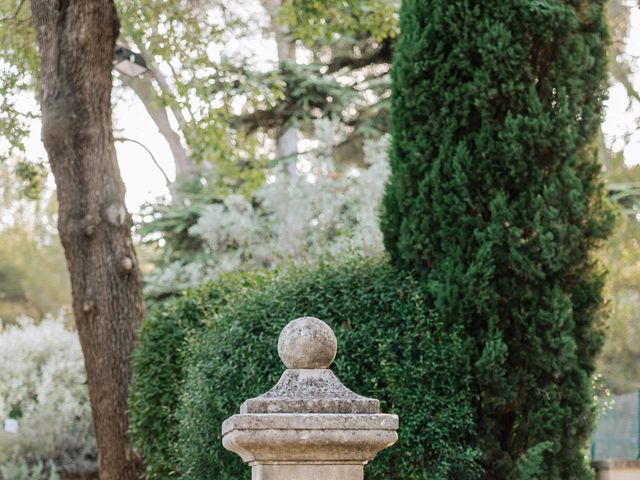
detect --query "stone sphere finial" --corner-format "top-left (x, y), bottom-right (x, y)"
top-left (277, 317), bottom-right (337, 369)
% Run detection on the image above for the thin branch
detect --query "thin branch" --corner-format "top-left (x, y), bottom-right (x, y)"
top-left (115, 137), bottom-right (172, 186)
top-left (120, 72), bottom-right (193, 180)
top-left (0, 0), bottom-right (26, 22)
top-left (325, 38), bottom-right (393, 74)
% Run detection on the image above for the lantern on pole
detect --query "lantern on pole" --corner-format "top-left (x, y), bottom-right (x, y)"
top-left (113, 45), bottom-right (148, 77)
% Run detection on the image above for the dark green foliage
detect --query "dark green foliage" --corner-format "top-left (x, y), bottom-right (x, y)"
top-left (129, 273), bottom-right (261, 479)
top-left (131, 257), bottom-right (483, 480)
top-left (382, 1), bottom-right (615, 479)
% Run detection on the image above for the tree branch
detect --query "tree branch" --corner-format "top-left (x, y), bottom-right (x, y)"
top-left (0, 0), bottom-right (26, 22)
top-left (325, 38), bottom-right (393, 73)
top-left (136, 44), bottom-right (193, 131)
top-left (115, 136), bottom-right (171, 187)
top-left (120, 73), bottom-right (193, 181)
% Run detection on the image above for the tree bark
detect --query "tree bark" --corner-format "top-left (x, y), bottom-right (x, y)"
top-left (261, 0), bottom-right (299, 176)
top-left (30, 2), bottom-right (145, 480)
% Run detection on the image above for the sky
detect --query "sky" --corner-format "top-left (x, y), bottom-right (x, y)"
top-left (11, 4), bottom-right (640, 213)
top-left (603, 4), bottom-right (640, 169)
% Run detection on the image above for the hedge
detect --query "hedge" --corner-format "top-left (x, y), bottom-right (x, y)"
top-left (129, 272), bottom-right (262, 479)
top-left (130, 256), bottom-right (482, 480)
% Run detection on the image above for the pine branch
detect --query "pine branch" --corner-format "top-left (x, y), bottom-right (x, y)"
top-left (325, 38), bottom-right (393, 73)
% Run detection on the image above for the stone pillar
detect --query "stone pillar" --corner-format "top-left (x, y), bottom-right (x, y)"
top-left (222, 317), bottom-right (399, 480)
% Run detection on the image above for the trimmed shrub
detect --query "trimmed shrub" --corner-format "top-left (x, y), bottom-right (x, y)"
top-left (381, 1), bottom-right (615, 478)
top-left (129, 273), bottom-right (261, 480)
top-left (130, 256), bottom-right (482, 480)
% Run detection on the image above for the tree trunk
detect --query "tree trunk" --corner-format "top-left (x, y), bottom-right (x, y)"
top-left (30, 2), bottom-right (145, 480)
top-left (261, 0), bottom-right (299, 177)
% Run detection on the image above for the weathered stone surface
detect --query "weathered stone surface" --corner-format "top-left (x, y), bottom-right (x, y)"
top-left (277, 317), bottom-right (337, 369)
top-left (223, 413), bottom-right (399, 432)
top-left (251, 464), bottom-right (363, 480)
top-left (241, 369), bottom-right (379, 414)
top-left (221, 316), bottom-right (399, 480)
top-left (222, 413), bottom-right (398, 464)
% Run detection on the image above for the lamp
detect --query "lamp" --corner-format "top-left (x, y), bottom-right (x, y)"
top-left (113, 45), bottom-right (148, 77)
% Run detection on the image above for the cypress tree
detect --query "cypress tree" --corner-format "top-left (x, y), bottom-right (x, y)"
top-left (382, 1), bottom-right (615, 478)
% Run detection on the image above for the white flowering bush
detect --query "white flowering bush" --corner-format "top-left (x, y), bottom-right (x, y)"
top-left (0, 315), bottom-right (94, 473)
top-left (0, 458), bottom-right (59, 480)
top-left (144, 123), bottom-right (390, 296)
top-left (256, 131), bottom-right (389, 260)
